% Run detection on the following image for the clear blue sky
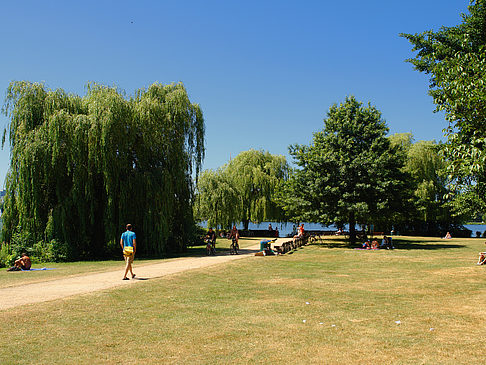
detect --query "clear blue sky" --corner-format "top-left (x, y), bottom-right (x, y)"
top-left (0, 0), bottom-right (469, 188)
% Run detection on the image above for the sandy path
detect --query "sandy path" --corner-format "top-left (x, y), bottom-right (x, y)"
top-left (0, 238), bottom-right (288, 311)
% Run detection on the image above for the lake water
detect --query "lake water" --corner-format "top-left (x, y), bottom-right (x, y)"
top-left (238, 222), bottom-right (486, 238)
top-left (239, 221), bottom-right (339, 237)
top-left (464, 224), bottom-right (486, 237)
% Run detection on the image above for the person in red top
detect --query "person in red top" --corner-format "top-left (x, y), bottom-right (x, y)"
top-left (293, 224), bottom-right (304, 243)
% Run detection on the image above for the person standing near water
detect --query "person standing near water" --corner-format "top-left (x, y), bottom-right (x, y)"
top-left (120, 224), bottom-right (136, 280)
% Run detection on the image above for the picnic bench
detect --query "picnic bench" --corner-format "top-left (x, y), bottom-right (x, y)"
top-left (272, 235), bottom-right (309, 254)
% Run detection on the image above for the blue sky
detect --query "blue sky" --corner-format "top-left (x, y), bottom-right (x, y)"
top-left (0, 0), bottom-right (469, 188)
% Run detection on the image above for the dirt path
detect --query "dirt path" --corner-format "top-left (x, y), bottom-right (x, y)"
top-left (0, 238), bottom-right (288, 311)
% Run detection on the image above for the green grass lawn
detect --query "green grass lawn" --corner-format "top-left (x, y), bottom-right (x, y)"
top-left (1, 236), bottom-right (486, 364)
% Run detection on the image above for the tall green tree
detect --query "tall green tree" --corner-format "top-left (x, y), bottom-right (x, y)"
top-left (282, 96), bottom-right (407, 243)
top-left (1, 81), bottom-right (205, 258)
top-left (401, 1), bottom-right (486, 215)
top-left (388, 133), bottom-right (468, 235)
top-left (405, 141), bottom-right (448, 222)
top-left (226, 150), bottom-right (289, 230)
top-left (194, 168), bottom-right (240, 229)
top-left (195, 149), bottom-right (289, 230)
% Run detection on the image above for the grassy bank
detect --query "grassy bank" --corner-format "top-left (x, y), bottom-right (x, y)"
top-left (1, 236), bottom-right (485, 364)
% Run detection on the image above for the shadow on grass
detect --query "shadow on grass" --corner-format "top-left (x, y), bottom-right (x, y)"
top-left (312, 237), bottom-right (465, 250)
top-left (386, 239), bottom-right (465, 250)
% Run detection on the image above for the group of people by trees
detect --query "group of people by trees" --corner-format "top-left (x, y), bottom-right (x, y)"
top-left (0, 1), bottom-right (485, 261)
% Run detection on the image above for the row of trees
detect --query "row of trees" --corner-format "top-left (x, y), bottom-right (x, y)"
top-left (195, 1), bottom-right (485, 241)
top-left (1, 81), bottom-right (204, 259)
top-left (1, 2), bottom-right (482, 257)
top-left (195, 97), bottom-right (463, 243)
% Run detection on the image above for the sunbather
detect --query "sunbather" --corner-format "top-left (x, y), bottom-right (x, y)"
top-left (7, 253), bottom-right (31, 271)
top-left (477, 242), bottom-right (486, 265)
top-left (362, 240), bottom-right (371, 249)
top-left (371, 239), bottom-right (379, 249)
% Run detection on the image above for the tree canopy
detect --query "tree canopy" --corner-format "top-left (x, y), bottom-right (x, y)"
top-left (1, 81), bottom-right (205, 258)
top-left (280, 96), bottom-right (408, 242)
top-left (401, 1), bottom-right (486, 216)
top-left (393, 135), bottom-right (462, 235)
top-left (195, 149), bottom-right (289, 230)
top-left (194, 168), bottom-right (240, 230)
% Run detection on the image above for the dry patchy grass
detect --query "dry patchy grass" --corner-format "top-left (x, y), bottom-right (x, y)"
top-left (1, 236), bottom-right (486, 364)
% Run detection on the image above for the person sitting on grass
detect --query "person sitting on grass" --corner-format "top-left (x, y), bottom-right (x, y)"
top-left (477, 242), bottom-right (486, 265)
top-left (371, 239), bottom-right (379, 249)
top-left (7, 253), bottom-right (31, 271)
top-left (443, 232), bottom-right (452, 239)
top-left (380, 235), bottom-right (394, 249)
top-left (362, 240), bottom-right (371, 249)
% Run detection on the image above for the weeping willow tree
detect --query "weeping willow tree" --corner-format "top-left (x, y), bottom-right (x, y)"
top-left (1, 81), bottom-right (204, 258)
top-left (193, 168), bottom-right (241, 229)
top-left (195, 149), bottom-right (289, 230)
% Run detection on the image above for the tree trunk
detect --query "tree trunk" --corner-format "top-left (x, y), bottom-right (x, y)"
top-left (349, 212), bottom-right (356, 244)
top-left (243, 219), bottom-right (250, 230)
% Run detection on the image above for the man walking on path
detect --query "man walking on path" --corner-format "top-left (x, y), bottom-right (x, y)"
top-left (120, 224), bottom-right (137, 280)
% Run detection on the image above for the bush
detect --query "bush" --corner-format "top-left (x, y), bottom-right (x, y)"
top-left (0, 243), bottom-right (16, 268)
top-left (50, 239), bottom-right (70, 262)
top-left (32, 240), bottom-right (54, 263)
top-left (32, 239), bottom-right (69, 263)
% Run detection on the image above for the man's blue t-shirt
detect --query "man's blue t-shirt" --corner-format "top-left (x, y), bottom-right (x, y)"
top-left (121, 230), bottom-right (136, 248)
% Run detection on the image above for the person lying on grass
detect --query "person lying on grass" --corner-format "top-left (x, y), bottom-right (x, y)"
top-left (7, 253), bottom-right (31, 271)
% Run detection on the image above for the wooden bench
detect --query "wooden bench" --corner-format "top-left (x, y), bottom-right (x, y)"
top-left (273, 236), bottom-right (309, 254)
